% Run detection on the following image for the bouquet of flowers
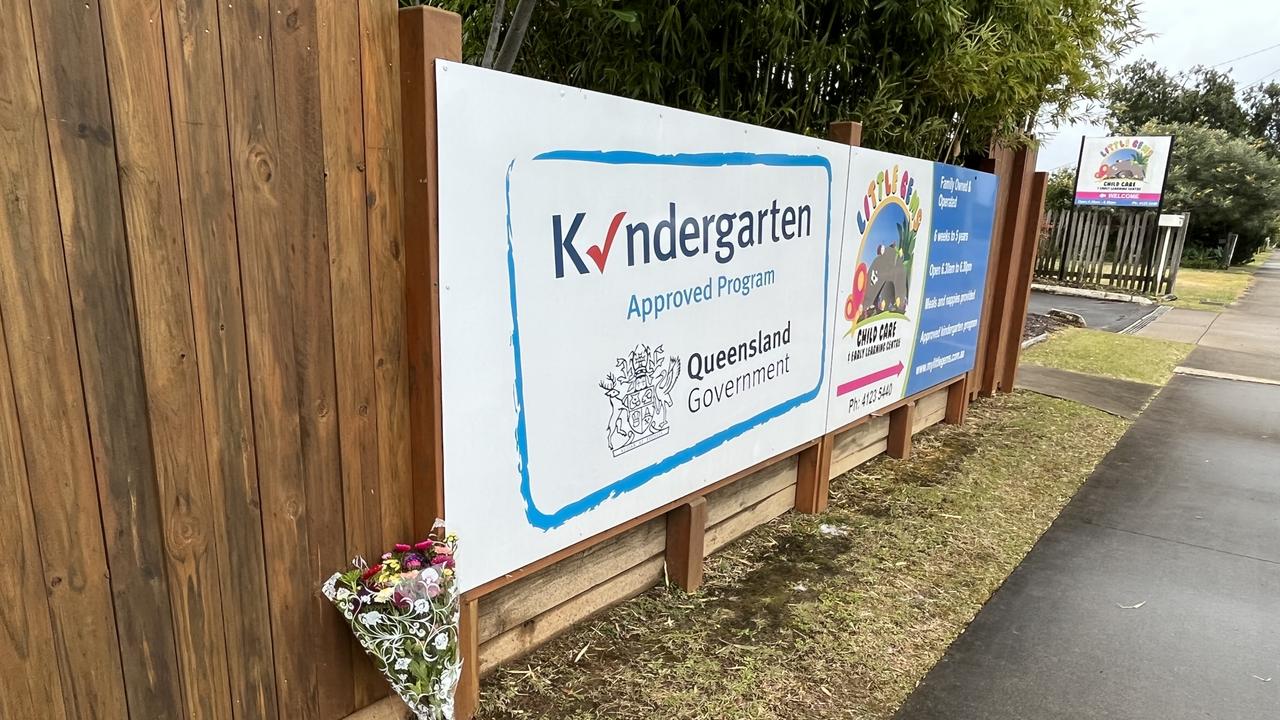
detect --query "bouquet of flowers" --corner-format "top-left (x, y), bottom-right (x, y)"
top-left (322, 527), bottom-right (461, 720)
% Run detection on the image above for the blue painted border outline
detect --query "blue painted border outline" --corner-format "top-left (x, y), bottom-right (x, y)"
top-left (506, 150), bottom-right (833, 529)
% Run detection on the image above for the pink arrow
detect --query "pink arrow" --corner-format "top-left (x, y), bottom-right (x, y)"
top-left (836, 361), bottom-right (905, 396)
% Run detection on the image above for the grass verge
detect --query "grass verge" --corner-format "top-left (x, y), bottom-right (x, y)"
top-left (478, 392), bottom-right (1129, 720)
top-left (1021, 327), bottom-right (1191, 385)
top-left (1167, 253), bottom-right (1267, 310)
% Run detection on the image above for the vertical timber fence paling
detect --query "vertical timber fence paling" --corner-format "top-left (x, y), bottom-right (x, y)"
top-left (794, 120), bottom-right (861, 515)
top-left (397, 5), bottom-right (468, 719)
top-left (1144, 212), bottom-right (1160, 293)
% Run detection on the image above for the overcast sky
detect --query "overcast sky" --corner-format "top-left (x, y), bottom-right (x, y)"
top-left (1036, 0), bottom-right (1280, 171)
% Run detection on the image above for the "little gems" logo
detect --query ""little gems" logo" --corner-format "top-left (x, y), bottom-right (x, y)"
top-left (845, 165), bottom-right (922, 328)
top-left (1093, 139), bottom-right (1155, 189)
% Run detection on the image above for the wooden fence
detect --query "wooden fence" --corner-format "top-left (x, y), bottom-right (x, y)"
top-left (1036, 208), bottom-right (1189, 295)
top-left (1, 1), bottom-right (409, 718)
top-left (1, 4), bottom-right (1047, 720)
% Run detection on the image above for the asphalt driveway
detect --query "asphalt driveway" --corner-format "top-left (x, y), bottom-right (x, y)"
top-left (1027, 291), bottom-right (1157, 333)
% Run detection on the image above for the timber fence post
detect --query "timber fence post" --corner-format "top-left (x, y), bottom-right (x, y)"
top-left (397, 5), bottom-right (471, 718)
top-left (997, 170), bottom-right (1048, 394)
top-left (665, 497), bottom-right (708, 592)
top-left (979, 145), bottom-right (1036, 396)
top-left (886, 400), bottom-right (916, 460)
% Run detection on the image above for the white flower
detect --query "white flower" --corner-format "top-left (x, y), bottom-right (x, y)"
top-left (433, 632), bottom-right (449, 651)
top-left (394, 657), bottom-right (411, 671)
top-left (321, 574), bottom-right (338, 598)
top-left (358, 610), bottom-right (384, 626)
top-left (335, 588), bottom-right (353, 601)
top-left (412, 599), bottom-right (430, 614)
top-left (437, 665), bottom-right (461, 703)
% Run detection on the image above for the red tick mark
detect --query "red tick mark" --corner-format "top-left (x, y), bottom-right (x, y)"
top-left (586, 211), bottom-right (626, 273)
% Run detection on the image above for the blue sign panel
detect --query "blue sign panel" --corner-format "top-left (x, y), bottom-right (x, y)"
top-left (905, 164), bottom-right (998, 395)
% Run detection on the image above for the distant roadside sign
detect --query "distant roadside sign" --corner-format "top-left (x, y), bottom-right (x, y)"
top-left (1073, 135), bottom-right (1174, 209)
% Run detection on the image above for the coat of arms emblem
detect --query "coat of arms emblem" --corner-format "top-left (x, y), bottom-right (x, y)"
top-left (599, 344), bottom-right (681, 457)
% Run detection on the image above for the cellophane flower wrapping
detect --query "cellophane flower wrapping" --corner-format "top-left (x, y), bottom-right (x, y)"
top-left (322, 528), bottom-right (461, 720)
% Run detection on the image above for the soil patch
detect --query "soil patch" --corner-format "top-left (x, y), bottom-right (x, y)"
top-left (1023, 312), bottom-right (1066, 340)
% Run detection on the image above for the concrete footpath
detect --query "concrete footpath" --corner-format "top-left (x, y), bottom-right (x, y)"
top-left (1015, 364), bottom-right (1158, 420)
top-left (1141, 254), bottom-right (1280, 383)
top-left (897, 253), bottom-right (1280, 720)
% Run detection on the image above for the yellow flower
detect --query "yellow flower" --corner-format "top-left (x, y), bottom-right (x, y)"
top-left (373, 586), bottom-right (396, 602)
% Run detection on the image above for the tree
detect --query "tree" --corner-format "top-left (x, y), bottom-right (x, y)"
top-left (1130, 121), bottom-right (1280, 262)
top-left (1106, 60), bottom-right (1280, 156)
top-left (415, 0), bottom-right (1143, 160)
top-left (1244, 82), bottom-right (1280, 157)
top-left (1106, 61), bottom-right (1249, 135)
top-left (1105, 60), bottom-right (1189, 129)
top-left (486, 0), bottom-right (538, 72)
top-left (1045, 167), bottom-right (1076, 211)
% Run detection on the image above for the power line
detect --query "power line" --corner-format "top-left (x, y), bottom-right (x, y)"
top-left (1246, 65), bottom-right (1280, 87)
top-left (1208, 41), bottom-right (1280, 69)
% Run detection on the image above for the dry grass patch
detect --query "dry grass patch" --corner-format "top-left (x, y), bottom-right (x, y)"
top-left (478, 392), bottom-right (1128, 720)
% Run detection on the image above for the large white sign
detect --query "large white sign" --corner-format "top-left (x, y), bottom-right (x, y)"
top-left (1073, 135), bottom-right (1174, 208)
top-left (437, 62), bottom-right (998, 592)
top-left (437, 62), bottom-right (849, 591)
